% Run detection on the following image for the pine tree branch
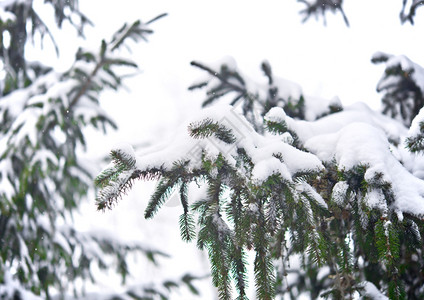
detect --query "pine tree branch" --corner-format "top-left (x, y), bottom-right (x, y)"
top-left (146, 13), bottom-right (168, 25)
top-left (189, 118), bottom-right (236, 144)
top-left (190, 61), bottom-right (247, 94)
top-left (68, 57), bottom-right (106, 111)
top-left (298, 0), bottom-right (349, 27)
top-left (400, 0), bottom-right (424, 24)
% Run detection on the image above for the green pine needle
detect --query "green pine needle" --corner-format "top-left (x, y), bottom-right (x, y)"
top-left (145, 178), bottom-right (177, 219)
top-left (94, 166), bottom-right (118, 188)
top-left (110, 148), bottom-right (136, 171)
top-left (265, 120), bottom-right (288, 135)
top-left (253, 248), bottom-right (275, 300)
top-left (179, 213), bottom-right (196, 242)
top-left (189, 118), bottom-right (236, 144)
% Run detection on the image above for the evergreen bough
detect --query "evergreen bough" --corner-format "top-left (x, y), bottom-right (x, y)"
top-left (96, 56), bottom-right (424, 299)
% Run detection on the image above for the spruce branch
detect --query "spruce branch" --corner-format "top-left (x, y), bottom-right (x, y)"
top-left (400, 0), bottom-right (424, 24)
top-left (144, 160), bottom-right (191, 218)
top-left (372, 53), bottom-right (424, 126)
top-left (110, 148), bottom-right (136, 171)
top-left (374, 217), bottom-right (403, 299)
top-left (211, 225), bottom-right (233, 300)
top-left (179, 181), bottom-right (196, 242)
top-left (68, 55), bottom-right (106, 111)
top-left (298, 0), bottom-right (349, 27)
top-left (403, 219), bottom-right (422, 248)
top-left (110, 14), bottom-right (167, 51)
top-left (336, 234), bottom-right (353, 275)
top-left (188, 81), bottom-right (209, 91)
top-left (146, 13), bottom-right (169, 25)
top-left (94, 166), bottom-right (118, 188)
top-left (69, 16), bottom-right (166, 112)
top-left (94, 54), bottom-right (424, 298)
top-left (96, 170), bottom-right (135, 211)
top-left (189, 118), bottom-right (236, 144)
top-left (179, 212), bottom-right (196, 243)
top-left (196, 212), bottom-right (233, 299)
top-left (406, 121), bottom-right (424, 152)
top-left (254, 246), bottom-right (276, 300)
top-left (179, 181), bottom-right (190, 214)
top-left (230, 245), bottom-right (249, 299)
top-left (265, 119), bottom-right (288, 135)
top-left (250, 203), bottom-right (276, 300)
top-left (144, 178), bottom-right (178, 219)
top-left (261, 61), bottom-right (273, 85)
top-left (190, 61), bottom-right (246, 95)
top-left (95, 163), bottom-right (164, 211)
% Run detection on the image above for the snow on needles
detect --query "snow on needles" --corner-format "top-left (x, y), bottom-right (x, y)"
top-left (359, 281), bottom-right (389, 300)
top-left (0, 270), bottom-right (43, 300)
top-left (273, 101), bottom-right (424, 217)
top-left (408, 106), bottom-right (424, 137)
top-left (265, 103), bottom-right (424, 217)
top-left (127, 104), bottom-right (323, 182)
top-left (304, 121), bottom-right (424, 215)
top-left (117, 100), bottom-right (424, 217)
top-left (385, 55), bottom-right (424, 94)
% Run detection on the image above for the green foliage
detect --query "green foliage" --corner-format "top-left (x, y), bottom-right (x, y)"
top-left (95, 150), bottom-right (163, 211)
top-left (59, 272), bottom-right (204, 300)
top-left (0, 0), bottom-right (91, 93)
top-left (298, 0), bottom-right (350, 26)
top-left (189, 118), bottom-right (237, 144)
top-left (95, 110), bottom-right (329, 299)
top-left (0, 2), bottom-right (175, 299)
top-left (97, 57), bottom-right (424, 299)
top-left (190, 60), bottom-right (342, 131)
top-left (179, 181), bottom-right (196, 242)
top-left (406, 120), bottom-right (424, 152)
top-left (297, 0), bottom-right (423, 26)
top-left (400, 0), bottom-right (424, 24)
top-left (372, 52), bottom-right (424, 126)
top-left (145, 173), bottom-right (180, 219)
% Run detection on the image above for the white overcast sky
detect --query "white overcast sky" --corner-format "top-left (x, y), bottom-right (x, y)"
top-left (72, 0), bottom-right (424, 146)
top-left (32, 0), bottom-right (424, 145)
top-left (77, 0), bottom-right (424, 104)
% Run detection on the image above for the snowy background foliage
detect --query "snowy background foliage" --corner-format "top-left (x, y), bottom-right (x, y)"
top-left (0, 1), bottom-right (204, 299)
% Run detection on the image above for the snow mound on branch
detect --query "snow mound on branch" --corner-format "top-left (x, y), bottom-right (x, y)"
top-left (383, 54), bottom-right (424, 94)
top-left (130, 101), bottom-right (424, 216)
top-left (408, 106), bottom-right (424, 137)
top-left (133, 104), bottom-right (323, 181)
top-left (275, 101), bottom-right (424, 217)
top-left (284, 102), bottom-right (407, 144)
top-left (304, 122), bottom-right (388, 170)
top-left (359, 281), bottom-right (389, 300)
top-left (0, 270), bottom-right (43, 300)
top-left (305, 121), bottom-right (424, 215)
top-left (303, 95), bottom-right (342, 121)
top-left (265, 106), bottom-right (287, 123)
top-left (0, 6), bottom-right (15, 22)
top-left (246, 135), bottom-right (323, 182)
top-left (268, 76), bottom-right (303, 102)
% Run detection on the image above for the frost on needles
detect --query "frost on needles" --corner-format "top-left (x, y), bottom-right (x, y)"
top-left (96, 56), bottom-right (424, 299)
